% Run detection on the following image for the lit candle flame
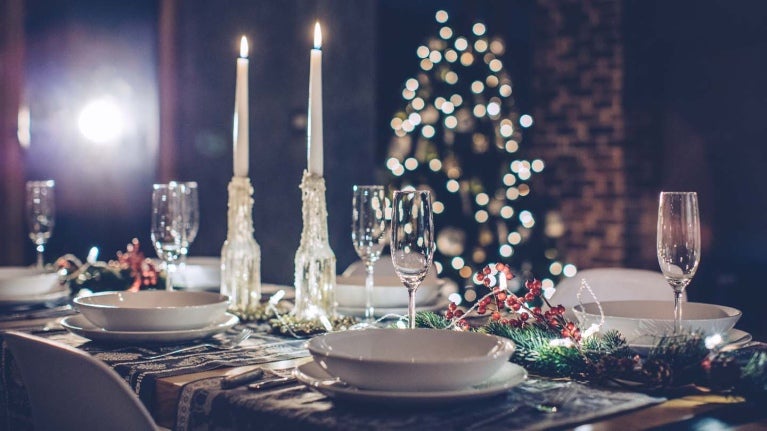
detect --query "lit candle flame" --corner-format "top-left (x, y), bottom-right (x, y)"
top-left (240, 36), bottom-right (248, 58)
top-left (313, 22), bottom-right (322, 49)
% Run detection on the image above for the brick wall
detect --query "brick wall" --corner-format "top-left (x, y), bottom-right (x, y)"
top-left (531, 0), bottom-right (632, 269)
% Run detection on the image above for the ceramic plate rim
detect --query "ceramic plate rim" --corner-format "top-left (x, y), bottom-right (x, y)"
top-left (60, 312), bottom-right (239, 343)
top-left (73, 290), bottom-right (228, 310)
top-left (336, 295), bottom-right (449, 316)
top-left (628, 328), bottom-right (752, 353)
top-left (574, 300), bottom-right (742, 321)
top-left (294, 360), bottom-right (526, 403)
top-left (308, 329), bottom-right (515, 365)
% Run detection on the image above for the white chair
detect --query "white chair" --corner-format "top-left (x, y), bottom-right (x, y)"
top-left (3, 331), bottom-right (163, 431)
top-left (549, 267), bottom-right (684, 310)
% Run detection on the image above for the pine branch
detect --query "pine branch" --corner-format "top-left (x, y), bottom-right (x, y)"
top-left (415, 311), bottom-right (451, 329)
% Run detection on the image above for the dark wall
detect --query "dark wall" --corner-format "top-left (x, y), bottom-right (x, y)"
top-left (625, 0), bottom-right (767, 339)
top-left (173, 0), bottom-right (377, 284)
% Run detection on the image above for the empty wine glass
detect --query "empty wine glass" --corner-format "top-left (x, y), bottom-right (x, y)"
top-left (26, 180), bottom-right (55, 269)
top-left (391, 190), bottom-right (434, 329)
top-left (351, 185), bottom-right (387, 324)
top-left (179, 182), bottom-right (199, 264)
top-left (657, 191), bottom-right (701, 333)
top-left (151, 183), bottom-right (184, 291)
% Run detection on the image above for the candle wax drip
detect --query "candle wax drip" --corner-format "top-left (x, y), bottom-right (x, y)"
top-left (221, 176), bottom-right (261, 312)
top-left (293, 171), bottom-right (336, 320)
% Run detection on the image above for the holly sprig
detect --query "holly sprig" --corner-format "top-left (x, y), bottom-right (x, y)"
top-left (445, 263), bottom-right (581, 342)
top-left (56, 239), bottom-right (162, 293)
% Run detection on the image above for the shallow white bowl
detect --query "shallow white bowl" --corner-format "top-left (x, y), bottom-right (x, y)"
top-left (0, 267), bottom-right (61, 298)
top-left (74, 290), bottom-right (229, 331)
top-left (335, 274), bottom-right (441, 308)
top-left (307, 328), bottom-right (515, 392)
top-left (574, 300), bottom-right (741, 345)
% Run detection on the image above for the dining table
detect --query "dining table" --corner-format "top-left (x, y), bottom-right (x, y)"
top-left (0, 291), bottom-right (766, 431)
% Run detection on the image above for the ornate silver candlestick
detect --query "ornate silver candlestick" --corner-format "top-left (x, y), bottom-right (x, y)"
top-left (293, 170), bottom-right (336, 320)
top-left (221, 176), bottom-right (261, 312)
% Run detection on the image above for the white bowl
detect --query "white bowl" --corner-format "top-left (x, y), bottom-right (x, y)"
top-left (335, 274), bottom-right (441, 308)
top-left (307, 328), bottom-right (515, 392)
top-left (574, 300), bottom-right (741, 345)
top-left (0, 267), bottom-right (61, 298)
top-left (74, 290), bottom-right (229, 331)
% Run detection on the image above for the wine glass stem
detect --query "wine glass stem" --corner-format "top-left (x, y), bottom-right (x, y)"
top-left (165, 261), bottom-right (175, 291)
top-left (364, 263), bottom-right (375, 322)
top-left (673, 290), bottom-right (684, 333)
top-left (407, 287), bottom-right (416, 329)
top-left (35, 247), bottom-right (44, 269)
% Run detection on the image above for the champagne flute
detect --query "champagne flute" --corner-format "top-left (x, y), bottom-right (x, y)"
top-left (26, 180), bottom-right (55, 269)
top-left (657, 191), bottom-right (701, 333)
top-left (351, 185), bottom-right (387, 324)
top-left (391, 190), bottom-right (434, 329)
top-left (179, 182), bottom-right (199, 264)
top-left (151, 183), bottom-right (184, 291)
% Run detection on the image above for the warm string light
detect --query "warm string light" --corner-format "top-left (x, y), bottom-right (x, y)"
top-left (386, 11), bottom-right (576, 296)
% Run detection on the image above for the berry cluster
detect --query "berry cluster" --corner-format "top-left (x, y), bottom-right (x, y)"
top-left (447, 263), bottom-right (581, 342)
top-left (115, 239), bottom-right (160, 291)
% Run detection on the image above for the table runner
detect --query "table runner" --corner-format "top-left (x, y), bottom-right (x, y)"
top-left (175, 374), bottom-right (664, 431)
top-left (1, 325), bottom-right (666, 431)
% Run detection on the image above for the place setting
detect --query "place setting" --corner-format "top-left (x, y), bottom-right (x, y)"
top-left (295, 328), bottom-right (526, 404)
top-left (62, 290), bottom-right (238, 344)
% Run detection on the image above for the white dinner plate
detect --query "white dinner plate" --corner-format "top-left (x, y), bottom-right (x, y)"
top-left (294, 360), bottom-right (527, 404)
top-left (335, 275), bottom-right (442, 308)
top-left (0, 287), bottom-right (69, 306)
top-left (0, 267), bottom-right (63, 299)
top-left (336, 294), bottom-right (450, 318)
top-left (60, 313), bottom-right (239, 343)
top-left (629, 328), bottom-right (752, 355)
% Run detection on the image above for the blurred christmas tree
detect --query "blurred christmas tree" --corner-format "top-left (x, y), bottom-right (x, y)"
top-left (384, 10), bottom-right (575, 301)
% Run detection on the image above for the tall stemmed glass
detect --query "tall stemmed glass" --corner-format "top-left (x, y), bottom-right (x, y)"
top-left (391, 190), bottom-right (434, 329)
top-left (351, 185), bottom-right (387, 324)
top-left (179, 182), bottom-right (199, 264)
top-left (26, 180), bottom-right (55, 269)
top-left (151, 183), bottom-right (184, 291)
top-left (657, 191), bottom-right (701, 333)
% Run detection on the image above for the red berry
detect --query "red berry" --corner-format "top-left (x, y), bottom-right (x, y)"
top-left (483, 278), bottom-right (491, 287)
top-left (477, 307), bottom-right (486, 315)
top-left (446, 311), bottom-right (454, 319)
top-left (561, 329), bottom-right (571, 338)
top-left (497, 292), bottom-right (507, 301)
top-left (524, 292), bottom-right (534, 302)
top-left (476, 273), bottom-right (485, 281)
top-left (533, 307), bottom-right (542, 315)
top-left (454, 310), bottom-right (464, 318)
top-left (483, 266), bottom-right (492, 275)
top-left (495, 263), bottom-right (505, 271)
top-left (491, 311), bottom-right (501, 321)
top-left (520, 313), bottom-right (529, 321)
top-left (511, 303), bottom-right (521, 311)
top-left (448, 302), bottom-right (457, 311)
